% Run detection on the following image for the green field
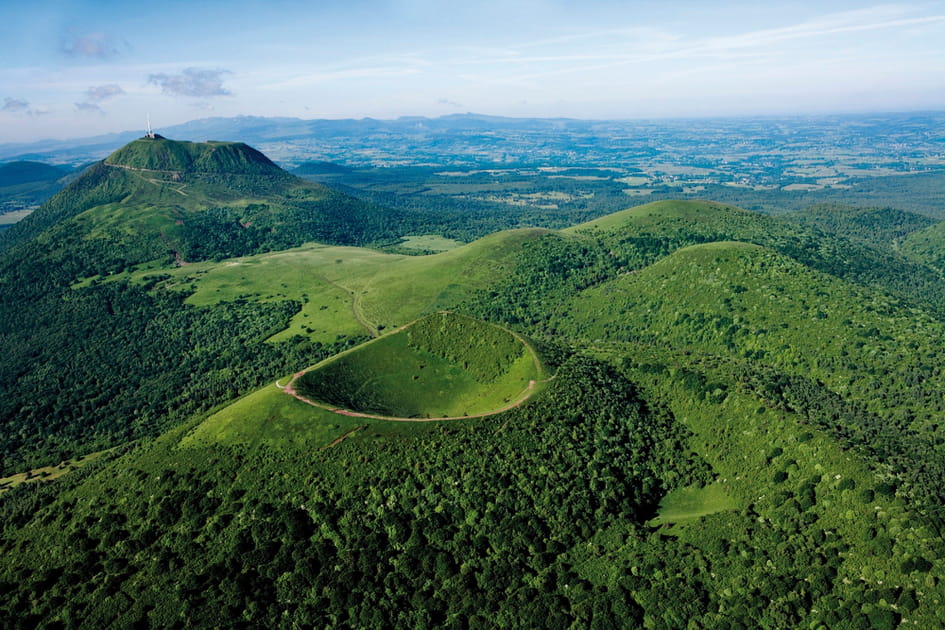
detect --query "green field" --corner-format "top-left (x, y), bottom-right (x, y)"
top-left (649, 483), bottom-right (736, 526)
top-left (179, 374), bottom-right (476, 451)
top-left (182, 312), bottom-right (542, 449)
top-left (141, 227), bottom-right (550, 341)
top-left (397, 234), bottom-right (464, 251)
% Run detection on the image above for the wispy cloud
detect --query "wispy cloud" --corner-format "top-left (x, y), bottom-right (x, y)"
top-left (2, 97), bottom-right (48, 117)
top-left (85, 84), bottom-right (125, 102)
top-left (260, 54), bottom-right (428, 91)
top-left (60, 29), bottom-right (126, 58)
top-left (459, 5), bottom-right (945, 83)
top-left (148, 68), bottom-right (233, 98)
top-left (2, 97), bottom-right (30, 113)
top-left (700, 7), bottom-right (945, 54)
top-left (74, 84), bottom-right (125, 115)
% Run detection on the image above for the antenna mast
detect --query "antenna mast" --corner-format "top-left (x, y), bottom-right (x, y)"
top-left (146, 114), bottom-right (154, 139)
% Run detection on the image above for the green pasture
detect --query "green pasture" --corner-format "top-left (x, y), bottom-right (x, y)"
top-left (182, 312), bottom-right (542, 449)
top-left (180, 370), bottom-right (489, 451)
top-left (144, 227), bottom-right (549, 341)
top-left (397, 234), bottom-right (464, 251)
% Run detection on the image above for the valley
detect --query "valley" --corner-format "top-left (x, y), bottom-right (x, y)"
top-left (3, 135), bottom-right (945, 627)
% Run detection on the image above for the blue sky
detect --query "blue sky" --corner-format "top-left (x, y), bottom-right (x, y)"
top-left (1, 0), bottom-right (944, 142)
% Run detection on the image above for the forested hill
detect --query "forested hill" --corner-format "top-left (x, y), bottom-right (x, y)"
top-left (7, 129), bottom-right (945, 626)
top-left (0, 136), bottom-right (422, 273)
top-left (0, 161), bottom-right (70, 187)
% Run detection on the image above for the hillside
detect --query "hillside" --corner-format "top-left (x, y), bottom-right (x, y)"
top-left (4, 136), bottom-right (945, 627)
top-left (0, 161), bottom-right (75, 226)
top-left (0, 161), bottom-right (70, 188)
top-left (563, 199), bottom-right (945, 315)
top-left (901, 220), bottom-right (945, 270)
top-left (0, 136), bottom-right (424, 274)
top-left (782, 203), bottom-right (938, 249)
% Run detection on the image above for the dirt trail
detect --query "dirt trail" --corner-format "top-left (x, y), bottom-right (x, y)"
top-left (321, 425), bottom-right (368, 449)
top-left (105, 162), bottom-right (189, 196)
top-left (312, 274), bottom-right (377, 337)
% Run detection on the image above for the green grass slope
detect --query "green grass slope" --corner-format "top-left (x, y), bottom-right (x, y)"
top-left (146, 227), bottom-right (550, 342)
top-left (184, 312), bottom-right (542, 450)
top-left (294, 312), bottom-right (540, 419)
top-left (901, 219), bottom-right (945, 270)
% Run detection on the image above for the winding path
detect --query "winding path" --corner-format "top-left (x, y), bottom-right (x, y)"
top-left (104, 162), bottom-right (189, 196)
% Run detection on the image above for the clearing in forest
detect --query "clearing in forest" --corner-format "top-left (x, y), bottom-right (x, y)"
top-left (649, 483), bottom-right (737, 527)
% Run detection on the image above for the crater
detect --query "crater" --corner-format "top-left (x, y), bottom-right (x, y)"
top-left (290, 312), bottom-right (542, 420)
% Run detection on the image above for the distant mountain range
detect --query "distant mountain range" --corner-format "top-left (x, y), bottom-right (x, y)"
top-left (4, 111), bottom-right (944, 173)
top-left (0, 114), bottom-right (584, 165)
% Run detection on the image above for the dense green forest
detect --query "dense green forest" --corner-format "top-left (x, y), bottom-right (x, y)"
top-left (4, 137), bottom-right (945, 627)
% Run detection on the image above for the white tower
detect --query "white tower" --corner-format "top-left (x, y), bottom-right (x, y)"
top-left (146, 114), bottom-right (155, 139)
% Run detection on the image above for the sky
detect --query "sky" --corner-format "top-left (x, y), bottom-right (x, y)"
top-left (1, 0), bottom-right (944, 143)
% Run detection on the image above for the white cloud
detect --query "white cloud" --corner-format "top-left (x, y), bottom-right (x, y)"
top-left (85, 84), bottom-right (125, 102)
top-left (148, 68), bottom-right (232, 98)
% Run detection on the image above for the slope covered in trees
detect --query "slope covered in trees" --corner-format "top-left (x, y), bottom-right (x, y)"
top-left (4, 137), bottom-right (945, 627)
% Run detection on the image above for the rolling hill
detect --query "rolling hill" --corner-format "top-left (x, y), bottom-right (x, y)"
top-left (0, 161), bottom-right (76, 228)
top-left (4, 138), bottom-right (945, 627)
top-left (0, 136), bottom-right (421, 276)
top-left (0, 160), bottom-right (71, 188)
